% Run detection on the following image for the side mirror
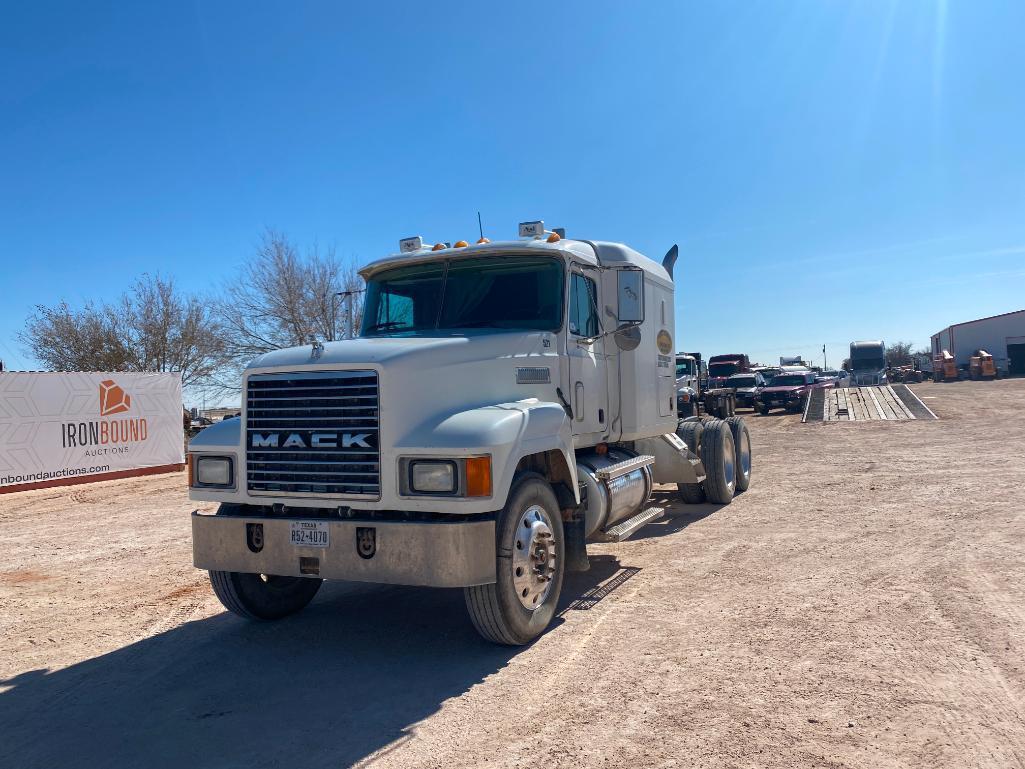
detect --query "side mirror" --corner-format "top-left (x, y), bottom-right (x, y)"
top-left (617, 269), bottom-right (644, 324)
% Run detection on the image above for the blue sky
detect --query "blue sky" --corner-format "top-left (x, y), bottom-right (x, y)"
top-left (2, 0), bottom-right (1024, 373)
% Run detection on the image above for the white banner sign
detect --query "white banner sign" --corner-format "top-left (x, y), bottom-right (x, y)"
top-left (0, 372), bottom-right (184, 492)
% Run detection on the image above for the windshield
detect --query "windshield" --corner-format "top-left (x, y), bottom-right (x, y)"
top-left (361, 256), bottom-right (564, 336)
top-left (675, 362), bottom-right (696, 378)
top-left (708, 362), bottom-right (739, 377)
top-left (851, 357), bottom-right (885, 371)
top-left (729, 376), bottom-right (757, 388)
top-left (769, 374), bottom-right (807, 386)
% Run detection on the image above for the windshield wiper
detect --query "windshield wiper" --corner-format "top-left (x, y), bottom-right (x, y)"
top-left (363, 321), bottom-right (409, 333)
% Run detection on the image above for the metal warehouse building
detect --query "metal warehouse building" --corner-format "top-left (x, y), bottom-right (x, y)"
top-left (931, 309), bottom-right (1025, 376)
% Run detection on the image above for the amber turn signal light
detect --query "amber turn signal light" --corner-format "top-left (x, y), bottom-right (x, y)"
top-left (465, 456), bottom-right (492, 497)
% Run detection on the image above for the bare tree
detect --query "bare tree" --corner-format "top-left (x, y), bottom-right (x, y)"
top-left (20, 275), bottom-right (226, 387)
top-left (217, 230), bottom-right (363, 371)
top-left (885, 341), bottom-right (915, 368)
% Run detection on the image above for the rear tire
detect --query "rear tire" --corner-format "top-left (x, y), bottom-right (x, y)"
top-left (464, 473), bottom-right (565, 645)
top-left (725, 416), bottom-right (752, 492)
top-left (700, 419), bottom-right (736, 504)
top-left (677, 481), bottom-right (706, 504)
top-left (210, 571), bottom-right (322, 620)
top-left (676, 420), bottom-right (703, 458)
top-left (674, 419), bottom-right (706, 502)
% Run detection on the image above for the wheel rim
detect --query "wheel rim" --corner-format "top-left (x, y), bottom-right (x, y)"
top-left (511, 504), bottom-right (557, 611)
top-left (723, 434), bottom-right (736, 489)
top-left (738, 431), bottom-right (752, 478)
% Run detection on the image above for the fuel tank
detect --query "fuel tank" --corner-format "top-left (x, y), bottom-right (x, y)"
top-left (576, 448), bottom-right (653, 538)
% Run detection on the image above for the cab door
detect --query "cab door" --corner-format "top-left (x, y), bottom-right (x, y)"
top-left (566, 266), bottom-right (608, 441)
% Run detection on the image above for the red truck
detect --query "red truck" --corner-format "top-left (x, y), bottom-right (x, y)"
top-left (707, 353), bottom-right (750, 389)
top-left (757, 371), bottom-right (830, 414)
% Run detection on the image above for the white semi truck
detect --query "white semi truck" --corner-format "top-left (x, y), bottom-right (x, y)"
top-left (188, 222), bottom-right (753, 645)
top-left (850, 340), bottom-right (887, 386)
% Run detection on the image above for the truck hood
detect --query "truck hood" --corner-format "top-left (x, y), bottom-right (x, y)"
top-left (246, 335), bottom-right (505, 370)
top-left (251, 334), bottom-right (483, 371)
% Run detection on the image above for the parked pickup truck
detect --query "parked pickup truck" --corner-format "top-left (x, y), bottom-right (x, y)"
top-left (757, 371), bottom-right (830, 414)
top-left (726, 372), bottom-right (766, 410)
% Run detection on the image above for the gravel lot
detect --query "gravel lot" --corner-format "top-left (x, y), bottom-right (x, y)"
top-left (2, 379), bottom-right (1024, 768)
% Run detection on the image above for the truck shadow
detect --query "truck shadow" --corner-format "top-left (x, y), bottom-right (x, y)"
top-left (0, 556), bottom-right (634, 769)
top-left (622, 492), bottom-right (720, 542)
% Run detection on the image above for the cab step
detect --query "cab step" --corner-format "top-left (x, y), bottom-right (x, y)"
top-left (597, 506), bottom-right (665, 543)
top-left (594, 454), bottom-right (655, 482)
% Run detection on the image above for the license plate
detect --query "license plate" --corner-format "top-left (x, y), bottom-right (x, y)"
top-left (289, 520), bottom-right (329, 548)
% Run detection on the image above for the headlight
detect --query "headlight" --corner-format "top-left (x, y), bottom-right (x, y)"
top-left (400, 456), bottom-right (492, 497)
top-left (410, 460), bottom-right (457, 493)
top-left (193, 455), bottom-right (234, 488)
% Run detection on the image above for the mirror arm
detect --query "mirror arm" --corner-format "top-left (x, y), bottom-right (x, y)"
top-left (575, 319), bottom-right (641, 346)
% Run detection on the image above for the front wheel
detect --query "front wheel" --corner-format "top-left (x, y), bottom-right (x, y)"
top-left (210, 571), bottom-right (322, 620)
top-left (464, 473), bottom-right (565, 645)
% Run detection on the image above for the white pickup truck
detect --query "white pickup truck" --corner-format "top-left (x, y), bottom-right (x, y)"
top-left (188, 222), bottom-right (753, 644)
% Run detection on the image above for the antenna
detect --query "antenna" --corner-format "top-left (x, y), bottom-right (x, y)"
top-left (477, 211), bottom-right (484, 240)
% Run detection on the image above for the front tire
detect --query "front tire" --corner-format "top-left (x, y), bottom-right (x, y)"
top-left (209, 571), bottom-right (322, 620)
top-left (464, 473), bottom-right (565, 645)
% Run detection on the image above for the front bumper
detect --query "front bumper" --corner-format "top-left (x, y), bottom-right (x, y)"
top-left (192, 511), bottom-right (496, 588)
top-left (760, 394), bottom-right (800, 410)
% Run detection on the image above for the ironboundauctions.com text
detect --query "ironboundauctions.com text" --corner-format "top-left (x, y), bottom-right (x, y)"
top-left (2, 465), bottom-right (111, 485)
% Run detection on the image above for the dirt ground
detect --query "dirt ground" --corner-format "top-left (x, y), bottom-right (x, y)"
top-left (2, 379), bottom-right (1025, 769)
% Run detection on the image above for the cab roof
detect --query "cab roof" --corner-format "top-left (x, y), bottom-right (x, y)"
top-left (359, 238), bottom-right (672, 284)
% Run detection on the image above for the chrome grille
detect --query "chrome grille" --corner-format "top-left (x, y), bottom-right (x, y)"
top-left (245, 371), bottom-right (380, 498)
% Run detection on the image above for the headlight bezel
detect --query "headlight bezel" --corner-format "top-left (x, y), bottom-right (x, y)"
top-left (398, 455), bottom-right (492, 499)
top-left (191, 454), bottom-right (236, 489)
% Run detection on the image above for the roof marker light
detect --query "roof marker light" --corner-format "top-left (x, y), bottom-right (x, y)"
top-left (476, 237), bottom-right (491, 244)
top-left (432, 243), bottom-right (446, 251)
top-left (454, 240), bottom-right (469, 248)
top-left (546, 232), bottom-right (561, 243)
top-left (399, 236), bottom-right (424, 253)
top-left (518, 220), bottom-right (544, 238)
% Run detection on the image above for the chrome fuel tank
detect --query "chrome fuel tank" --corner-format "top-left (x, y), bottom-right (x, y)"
top-left (576, 449), bottom-right (653, 538)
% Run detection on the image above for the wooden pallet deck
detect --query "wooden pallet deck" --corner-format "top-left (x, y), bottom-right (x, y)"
top-left (819, 386), bottom-right (917, 422)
